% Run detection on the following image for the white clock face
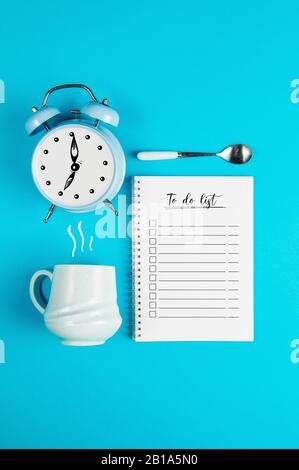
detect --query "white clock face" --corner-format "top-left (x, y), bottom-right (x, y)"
top-left (32, 124), bottom-right (115, 209)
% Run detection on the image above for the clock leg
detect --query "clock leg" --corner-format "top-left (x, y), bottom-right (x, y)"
top-left (43, 204), bottom-right (56, 223)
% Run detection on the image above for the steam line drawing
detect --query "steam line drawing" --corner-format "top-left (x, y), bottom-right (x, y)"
top-left (67, 225), bottom-right (77, 257)
top-left (67, 221), bottom-right (94, 257)
top-left (89, 236), bottom-right (94, 252)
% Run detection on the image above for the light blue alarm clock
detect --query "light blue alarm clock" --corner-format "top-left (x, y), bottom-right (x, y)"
top-left (25, 84), bottom-right (126, 222)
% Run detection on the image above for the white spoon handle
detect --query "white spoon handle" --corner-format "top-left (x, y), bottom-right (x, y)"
top-left (137, 151), bottom-right (178, 161)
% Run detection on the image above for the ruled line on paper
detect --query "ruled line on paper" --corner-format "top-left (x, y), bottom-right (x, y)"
top-left (158, 252), bottom-right (227, 255)
top-left (158, 243), bottom-right (227, 246)
top-left (164, 206), bottom-right (227, 210)
top-left (158, 305), bottom-right (240, 309)
top-left (148, 208), bottom-right (240, 327)
top-left (160, 298), bottom-right (227, 300)
top-left (158, 234), bottom-right (228, 236)
top-left (158, 262), bottom-right (227, 264)
top-left (158, 270), bottom-right (227, 273)
top-left (159, 307), bottom-right (227, 310)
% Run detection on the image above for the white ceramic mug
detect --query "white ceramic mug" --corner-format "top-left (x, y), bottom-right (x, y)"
top-left (29, 264), bottom-right (122, 346)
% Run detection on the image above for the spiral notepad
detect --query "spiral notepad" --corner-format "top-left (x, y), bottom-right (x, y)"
top-left (132, 176), bottom-right (253, 342)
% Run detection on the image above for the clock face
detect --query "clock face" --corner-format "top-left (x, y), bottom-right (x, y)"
top-left (32, 124), bottom-right (115, 209)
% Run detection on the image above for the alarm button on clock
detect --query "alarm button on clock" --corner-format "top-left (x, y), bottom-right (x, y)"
top-left (32, 124), bottom-right (115, 209)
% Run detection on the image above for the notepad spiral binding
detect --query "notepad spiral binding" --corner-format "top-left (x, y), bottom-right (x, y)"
top-left (132, 177), bottom-right (142, 339)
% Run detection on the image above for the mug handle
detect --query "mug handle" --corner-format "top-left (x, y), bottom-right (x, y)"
top-left (29, 270), bottom-right (53, 314)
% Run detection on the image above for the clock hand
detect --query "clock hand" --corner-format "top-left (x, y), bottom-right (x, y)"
top-left (64, 171), bottom-right (76, 190)
top-left (104, 199), bottom-right (119, 216)
top-left (70, 134), bottom-right (79, 163)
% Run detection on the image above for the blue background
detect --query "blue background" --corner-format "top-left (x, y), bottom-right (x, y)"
top-left (0, 0), bottom-right (298, 449)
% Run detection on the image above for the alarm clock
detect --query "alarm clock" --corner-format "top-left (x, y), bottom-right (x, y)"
top-left (25, 84), bottom-right (126, 222)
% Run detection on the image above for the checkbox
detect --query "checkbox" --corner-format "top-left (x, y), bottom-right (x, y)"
top-left (149, 238), bottom-right (157, 245)
top-left (149, 292), bottom-right (157, 300)
top-left (149, 311), bottom-right (157, 318)
top-left (149, 283), bottom-right (157, 291)
top-left (149, 265), bottom-right (157, 272)
top-left (149, 302), bottom-right (157, 309)
top-left (149, 220), bottom-right (157, 227)
top-left (149, 256), bottom-right (157, 263)
top-left (149, 229), bottom-right (156, 236)
top-left (149, 274), bottom-right (156, 282)
top-left (149, 247), bottom-right (157, 254)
